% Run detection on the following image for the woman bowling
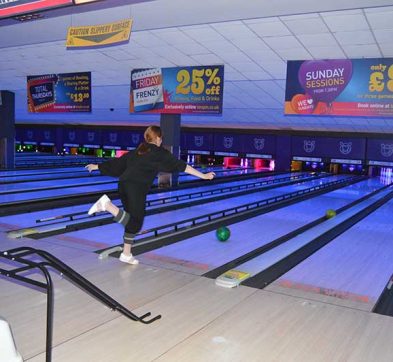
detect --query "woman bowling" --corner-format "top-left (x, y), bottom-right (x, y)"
top-left (85, 125), bottom-right (215, 265)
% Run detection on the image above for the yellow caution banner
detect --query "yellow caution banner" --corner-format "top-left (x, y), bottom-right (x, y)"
top-left (66, 19), bottom-right (132, 48)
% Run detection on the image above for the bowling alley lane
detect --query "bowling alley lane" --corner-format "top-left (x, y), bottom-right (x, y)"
top-left (0, 166), bottom-right (88, 178)
top-left (0, 164), bottom-right (224, 183)
top-left (0, 166), bottom-right (254, 205)
top-left (0, 169), bottom-right (94, 184)
top-left (55, 174), bottom-right (347, 252)
top-left (269, 189), bottom-right (393, 310)
top-left (0, 164), bottom-right (245, 181)
top-left (1, 172), bottom-right (301, 231)
top-left (127, 177), bottom-right (385, 275)
top-left (0, 174), bottom-right (116, 194)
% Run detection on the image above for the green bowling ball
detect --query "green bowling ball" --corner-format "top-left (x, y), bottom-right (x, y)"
top-left (201, 164), bottom-right (207, 170)
top-left (216, 226), bottom-right (231, 242)
top-left (326, 209), bottom-right (336, 219)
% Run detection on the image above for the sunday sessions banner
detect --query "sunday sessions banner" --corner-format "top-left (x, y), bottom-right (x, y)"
top-left (27, 72), bottom-right (91, 113)
top-left (129, 65), bottom-right (224, 115)
top-left (285, 58), bottom-right (393, 117)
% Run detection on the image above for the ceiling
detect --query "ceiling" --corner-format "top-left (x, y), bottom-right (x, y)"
top-left (1, 0), bottom-right (393, 133)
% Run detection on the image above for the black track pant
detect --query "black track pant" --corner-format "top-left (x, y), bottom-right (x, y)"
top-left (113, 181), bottom-right (149, 244)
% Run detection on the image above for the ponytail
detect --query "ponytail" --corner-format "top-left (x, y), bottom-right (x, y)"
top-left (136, 142), bottom-right (150, 155)
top-left (136, 125), bottom-right (162, 156)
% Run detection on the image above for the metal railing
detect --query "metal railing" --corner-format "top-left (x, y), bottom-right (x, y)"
top-left (0, 247), bottom-right (161, 362)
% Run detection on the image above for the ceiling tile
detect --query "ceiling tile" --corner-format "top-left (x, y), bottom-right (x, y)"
top-left (276, 48), bottom-right (312, 60)
top-left (307, 46), bottom-right (346, 59)
top-left (342, 44), bottom-right (381, 58)
top-left (365, 8), bottom-right (393, 30)
top-left (321, 11), bottom-right (369, 32)
top-left (151, 28), bottom-right (194, 45)
top-left (211, 22), bottom-right (258, 40)
top-left (191, 54), bottom-right (223, 64)
top-left (173, 42), bottom-right (209, 56)
top-left (281, 14), bottom-right (329, 35)
top-left (263, 36), bottom-right (304, 50)
top-left (258, 61), bottom-right (286, 78)
top-left (246, 49), bottom-right (283, 62)
top-left (240, 70), bottom-right (273, 81)
top-left (181, 26), bottom-right (225, 42)
top-left (334, 30), bottom-right (375, 45)
top-left (374, 29), bottom-right (393, 44)
top-left (245, 18), bottom-right (291, 37)
top-left (297, 33), bottom-right (338, 47)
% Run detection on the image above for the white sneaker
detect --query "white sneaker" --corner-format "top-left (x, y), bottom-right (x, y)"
top-left (88, 194), bottom-right (110, 215)
top-left (119, 253), bottom-right (139, 265)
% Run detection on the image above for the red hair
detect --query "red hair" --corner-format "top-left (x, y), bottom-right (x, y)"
top-left (136, 126), bottom-right (162, 155)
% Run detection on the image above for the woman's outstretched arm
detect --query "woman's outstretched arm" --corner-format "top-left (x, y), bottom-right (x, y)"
top-left (85, 164), bottom-right (99, 172)
top-left (184, 165), bottom-right (215, 180)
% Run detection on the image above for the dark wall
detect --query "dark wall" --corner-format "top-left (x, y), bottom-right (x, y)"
top-left (15, 123), bottom-right (393, 169)
top-left (0, 91), bottom-right (15, 168)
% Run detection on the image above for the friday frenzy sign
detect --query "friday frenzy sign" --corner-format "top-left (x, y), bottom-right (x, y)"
top-left (130, 65), bottom-right (224, 114)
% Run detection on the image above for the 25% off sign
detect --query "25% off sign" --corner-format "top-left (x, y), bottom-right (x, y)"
top-left (176, 67), bottom-right (222, 96)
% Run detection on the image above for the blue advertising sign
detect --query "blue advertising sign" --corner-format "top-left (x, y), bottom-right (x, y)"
top-left (285, 58), bottom-right (393, 117)
top-left (130, 65), bottom-right (224, 115)
top-left (27, 71), bottom-right (91, 113)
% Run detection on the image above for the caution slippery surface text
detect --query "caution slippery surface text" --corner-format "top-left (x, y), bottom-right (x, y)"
top-left (66, 19), bottom-right (132, 48)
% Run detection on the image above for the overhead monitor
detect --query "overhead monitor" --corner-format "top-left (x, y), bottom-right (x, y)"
top-left (0, 0), bottom-right (73, 19)
top-left (73, 0), bottom-right (101, 3)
